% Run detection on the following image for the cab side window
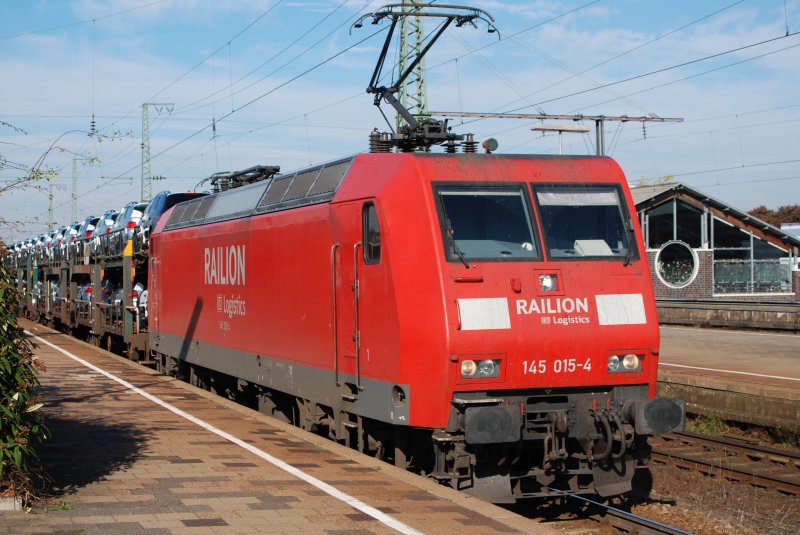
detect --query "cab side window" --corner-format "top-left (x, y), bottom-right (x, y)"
top-left (363, 202), bottom-right (381, 264)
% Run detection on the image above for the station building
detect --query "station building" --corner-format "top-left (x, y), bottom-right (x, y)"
top-left (631, 183), bottom-right (800, 303)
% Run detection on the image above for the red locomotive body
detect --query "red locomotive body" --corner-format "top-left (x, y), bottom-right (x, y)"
top-left (149, 152), bottom-right (684, 501)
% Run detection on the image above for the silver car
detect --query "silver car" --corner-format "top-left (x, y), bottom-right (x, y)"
top-left (110, 201), bottom-right (148, 254)
top-left (92, 211), bottom-right (119, 257)
top-left (74, 215), bottom-right (100, 259)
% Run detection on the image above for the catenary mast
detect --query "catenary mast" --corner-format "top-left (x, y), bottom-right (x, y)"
top-left (396, 1), bottom-right (429, 132)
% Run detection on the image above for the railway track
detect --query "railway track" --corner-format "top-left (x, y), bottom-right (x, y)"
top-left (649, 430), bottom-right (800, 496)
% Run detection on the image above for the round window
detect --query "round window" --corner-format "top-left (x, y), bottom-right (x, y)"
top-left (655, 241), bottom-right (698, 288)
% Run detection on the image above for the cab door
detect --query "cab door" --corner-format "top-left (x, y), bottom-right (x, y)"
top-left (331, 200), bottom-right (383, 391)
top-left (332, 201), bottom-right (361, 389)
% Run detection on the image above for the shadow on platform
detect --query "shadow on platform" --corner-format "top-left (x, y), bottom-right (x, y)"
top-left (36, 413), bottom-right (150, 496)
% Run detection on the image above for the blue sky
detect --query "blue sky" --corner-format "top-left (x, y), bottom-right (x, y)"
top-left (2, 0), bottom-right (799, 240)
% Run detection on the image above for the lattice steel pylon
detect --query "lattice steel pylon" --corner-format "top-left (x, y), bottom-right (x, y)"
top-left (396, 1), bottom-right (429, 132)
top-left (141, 103), bottom-right (173, 202)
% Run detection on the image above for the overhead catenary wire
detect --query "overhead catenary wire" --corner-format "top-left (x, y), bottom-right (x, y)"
top-left (425, 0), bottom-right (604, 71)
top-left (107, 25), bottom-right (389, 184)
top-left (467, 36), bottom-right (800, 143)
top-left (0, 0), bottom-right (170, 41)
top-left (614, 115), bottom-right (800, 146)
top-left (6, 0), bottom-right (292, 218)
top-left (175, 0), bottom-right (356, 115)
top-left (500, 31), bottom-right (800, 115)
top-left (74, 1), bottom-right (367, 200)
top-left (642, 158), bottom-right (800, 181)
top-left (697, 174), bottom-right (800, 188)
top-left (146, 0), bottom-right (287, 104)
top-left (491, 0), bottom-right (747, 115)
top-left (85, 0), bottom-right (287, 143)
top-left (19, 0), bottom-right (297, 220)
top-left (61, 4), bottom-right (397, 207)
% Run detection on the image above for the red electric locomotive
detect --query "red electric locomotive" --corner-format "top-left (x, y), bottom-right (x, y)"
top-left (148, 150), bottom-right (684, 501)
top-left (148, 4), bottom-right (684, 502)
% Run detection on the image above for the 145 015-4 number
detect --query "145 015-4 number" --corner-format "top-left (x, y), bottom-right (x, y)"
top-left (523, 358), bottom-right (591, 374)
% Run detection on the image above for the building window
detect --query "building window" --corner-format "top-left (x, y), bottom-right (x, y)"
top-left (655, 241), bottom-right (698, 288)
top-left (713, 248), bottom-right (751, 294)
top-left (647, 202), bottom-right (673, 248)
top-left (647, 200), bottom-right (703, 249)
top-left (713, 217), bottom-right (750, 248)
top-left (675, 202), bottom-right (703, 248)
top-left (753, 239), bottom-right (792, 293)
top-left (712, 217), bottom-right (792, 294)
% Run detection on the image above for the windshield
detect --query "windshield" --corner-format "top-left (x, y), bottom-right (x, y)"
top-left (436, 185), bottom-right (538, 261)
top-left (534, 184), bottom-right (635, 260)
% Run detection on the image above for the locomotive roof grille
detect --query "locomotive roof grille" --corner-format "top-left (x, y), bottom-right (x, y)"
top-left (256, 159), bottom-right (351, 214)
top-left (191, 196), bottom-right (216, 220)
top-left (164, 156), bottom-right (354, 231)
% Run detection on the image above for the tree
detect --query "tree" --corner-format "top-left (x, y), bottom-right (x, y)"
top-left (748, 205), bottom-right (800, 227)
top-left (633, 174), bottom-right (675, 187)
top-left (0, 250), bottom-right (48, 503)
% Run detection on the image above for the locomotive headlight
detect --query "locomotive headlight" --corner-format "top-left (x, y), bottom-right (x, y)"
top-left (539, 273), bottom-right (557, 292)
top-left (477, 359), bottom-right (500, 378)
top-left (622, 354), bottom-right (640, 370)
top-left (461, 360), bottom-right (478, 378)
top-left (608, 354), bottom-right (642, 373)
top-left (460, 359), bottom-right (501, 379)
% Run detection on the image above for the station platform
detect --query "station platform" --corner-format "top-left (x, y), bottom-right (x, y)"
top-left (1, 320), bottom-right (558, 535)
top-left (657, 325), bottom-right (800, 432)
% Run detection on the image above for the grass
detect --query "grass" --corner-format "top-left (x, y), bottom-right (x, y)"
top-left (685, 413), bottom-right (727, 435)
top-left (686, 413), bottom-right (800, 451)
top-left (44, 500), bottom-right (72, 513)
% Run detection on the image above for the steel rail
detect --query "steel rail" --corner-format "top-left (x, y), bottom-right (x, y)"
top-left (542, 488), bottom-right (693, 535)
top-left (597, 508), bottom-right (693, 535)
top-left (650, 431), bottom-right (800, 495)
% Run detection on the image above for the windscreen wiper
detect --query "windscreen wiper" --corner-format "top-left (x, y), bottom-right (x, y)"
top-left (449, 228), bottom-right (470, 269)
top-left (442, 214), bottom-right (469, 269)
top-left (623, 218), bottom-right (634, 267)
